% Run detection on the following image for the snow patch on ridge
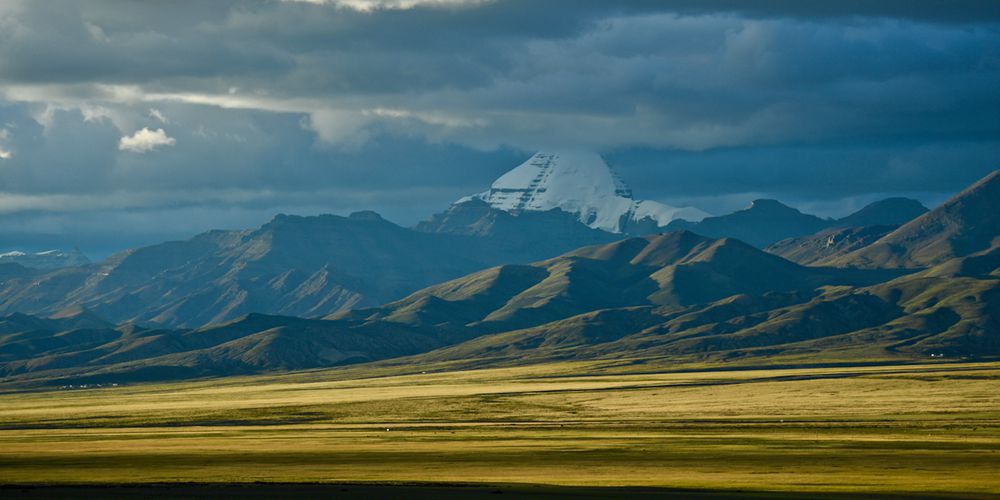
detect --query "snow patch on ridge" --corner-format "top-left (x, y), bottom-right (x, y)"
top-left (0, 248), bottom-right (90, 270)
top-left (631, 200), bottom-right (709, 228)
top-left (460, 151), bottom-right (708, 233)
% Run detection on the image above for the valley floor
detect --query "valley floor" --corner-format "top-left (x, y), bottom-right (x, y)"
top-left (0, 361), bottom-right (998, 498)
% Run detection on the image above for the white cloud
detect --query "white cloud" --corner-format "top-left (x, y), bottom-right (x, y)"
top-left (0, 186), bottom-right (449, 215)
top-left (118, 127), bottom-right (176, 153)
top-left (304, 108), bottom-right (372, 146)
top-left (367, 107), bottom-right (488, 128)
top-left (27, 103), bottom-right (122, 130)
top-left (0, 128), bottom-right (10, 159)
top-left (85, 22), bottom-right (109, 43)
top-left (149, 108), bottom-right (168, 123)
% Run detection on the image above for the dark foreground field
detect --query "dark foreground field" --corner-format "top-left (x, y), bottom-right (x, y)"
top-left (0, 483), bottom-right (983, 499)
top-left (0, 361), bottom-right (998, 498)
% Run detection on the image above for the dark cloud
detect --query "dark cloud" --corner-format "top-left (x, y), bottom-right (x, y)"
top-left (0, 0), bottom-right (996, 256)
top-left (655, 0), bottom-right (1000, 24)
top-left (608, 141), bottom-right (1000, 203)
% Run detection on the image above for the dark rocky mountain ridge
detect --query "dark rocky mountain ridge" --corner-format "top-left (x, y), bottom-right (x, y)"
top-left (666, 197), bottom-right (927, 248)
top-left (0, 211), bottom-right (609, 328)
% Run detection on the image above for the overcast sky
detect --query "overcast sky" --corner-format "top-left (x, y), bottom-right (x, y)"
top-left (1, 0), bottom-right (998, 257)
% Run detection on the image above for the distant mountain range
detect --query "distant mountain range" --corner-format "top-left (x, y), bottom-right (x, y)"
top-left (830, 171), bottom-right (1000, 268)
top-left (0, 210), bottom-right (615, 328)
top-left (0, 152), bottom-right (928, 329)
top-left (0, 154), bottom-right (996, 389)
top-left (666, 197), bottom-right (928, 248)
top-left (415, 197), bottom-right (618, 255)
top-left (0, 248), bottom-right (89, 270)
top-left (1, 168), bottom-right (997, 388)
top-left (833, 197), bottom-right (930, 228)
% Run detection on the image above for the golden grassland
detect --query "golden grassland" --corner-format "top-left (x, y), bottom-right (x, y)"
top-left (0, 361), bottom-right (998, 496)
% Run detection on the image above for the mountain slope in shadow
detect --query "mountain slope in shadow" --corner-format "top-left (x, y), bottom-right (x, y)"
top-left (0, 210), bottom-right (620, 328)
top-left (0, 231), bottom-right (917, 388)
top-left (833, 170), bottom-right (1000, 269)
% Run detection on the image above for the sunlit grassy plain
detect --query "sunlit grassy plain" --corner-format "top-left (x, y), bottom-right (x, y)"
top-left (0, 360), bottom-right (998, 496)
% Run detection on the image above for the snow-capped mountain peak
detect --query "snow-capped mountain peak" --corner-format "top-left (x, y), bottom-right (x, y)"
top-left (459, 151), bottom-right (707, 233)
